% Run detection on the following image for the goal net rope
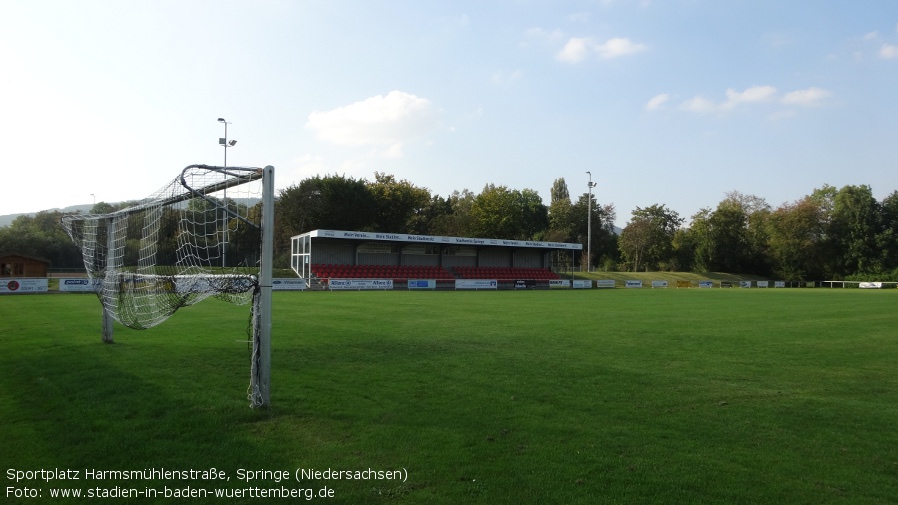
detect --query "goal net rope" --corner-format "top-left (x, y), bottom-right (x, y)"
top-left (61, 164), bottom-right (269, 407)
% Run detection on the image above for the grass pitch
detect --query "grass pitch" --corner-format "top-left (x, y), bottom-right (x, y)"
top-left (2, 289), bottom-right (897, 504)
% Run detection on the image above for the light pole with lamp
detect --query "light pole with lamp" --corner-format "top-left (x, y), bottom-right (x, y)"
top-left (217, 118), bottom-right (237, 267)
top-left (586, 171), bottom-right (596, 273)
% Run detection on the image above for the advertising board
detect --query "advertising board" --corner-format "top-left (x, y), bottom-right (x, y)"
top-left (58, 278), bottom-right (98, 292)
top-left (272, 279), bottom-right (307, 291)
top-left (455, 279), bottom-right (497, 290)
top-left (329, 279), bottom-right (393, 290)
top-left (1, 278), bottom-right (49, 293)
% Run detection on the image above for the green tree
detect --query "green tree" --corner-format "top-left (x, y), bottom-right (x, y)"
top-left (469, 184), bottom-right (548, 240)
top-left (277, 174), bottom-right (376, 236)
top-left (429, 189), bottom-right (475, 237)
top-left (828, 185), bottom-right (881, 276)
top-left (550, 178), bottom-right (570, 204)
top-left (618, 218), bottom-right (653, 272)
top-left (409, 194), bottom-right (452, 235)
top-left (275, 174), bottom-right (377, 264)
top-left (707, 199), bottom-right (749, 273)
top-left (367, 172), bottom-right (432, 233)
top-left (0, 211), bottom-right (83, 270)
top-left (687, 208), bottom-right (713, 272)
top-left (547, 177), bottom-right (574, 243)
top-left (684, 193), bottom-right (771, 275)
top-left (90, 201), bottom-right (116, 214)
top-left (618, 204), bottom-right (683, 271)
top-left (519, 188), bottom-right (549, 240)
top-left (671, 227), bottom-right (696, 272)
top-left (878, 191), bottom-right (898, 272)
top-left (768, 197), bottom-right (826, 280)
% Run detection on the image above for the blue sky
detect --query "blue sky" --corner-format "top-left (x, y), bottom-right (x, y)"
top-left (1, 1), bottom-right (896, 227)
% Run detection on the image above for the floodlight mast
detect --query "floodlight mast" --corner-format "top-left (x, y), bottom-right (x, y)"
top-left (218, 118), bottom-right (236, 267)
top-left (586, 171), bottom-right (596, 273)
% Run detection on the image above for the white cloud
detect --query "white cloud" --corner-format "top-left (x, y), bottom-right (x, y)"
top-left (306, 91), bottom-right (436, 150)
top-left (597, 37), bottom-right (646, 58)
top-left (556, 36), bottom-right (646, 63)
top-left (880, 43), bottom-right (898, 59)
top-left (523, 27), bottom-right (565, 44)
top-left (864, 31), bottom-right (879, 41)
top-left (781, 87), bottom-right (831, 106)
top-left (557, 37), bottom-right (592, 63)
top-left (721, 85), bottom-right (777, 110)
top-left (678, 86), bottom-right (776, 113)
top-left (679, 96), bottom-right (716, 113)
top-left (676, 85), bottom-right (830, 114)
top-left (644, 93), bottom-right (670, 111)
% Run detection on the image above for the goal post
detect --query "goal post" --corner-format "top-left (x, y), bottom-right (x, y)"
top-left (61, 164), bottom-right (274, 408)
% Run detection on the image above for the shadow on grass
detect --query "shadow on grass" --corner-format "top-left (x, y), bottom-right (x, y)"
top-left (1, 328), bottom-right (302, 503)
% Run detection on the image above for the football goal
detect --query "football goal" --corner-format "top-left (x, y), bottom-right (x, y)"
top-left (61, 164), bottom-right (274, 408)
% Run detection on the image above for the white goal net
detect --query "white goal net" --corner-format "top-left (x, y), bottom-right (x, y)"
top-left (61, 164), bottom-right (273, 407)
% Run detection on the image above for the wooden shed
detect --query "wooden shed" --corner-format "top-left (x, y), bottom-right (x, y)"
top-left (0, 253), bottom-right (50, 277)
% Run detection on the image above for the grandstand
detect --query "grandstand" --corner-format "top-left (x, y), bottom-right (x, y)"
top-left (291, 229), bottom-right (580, 290)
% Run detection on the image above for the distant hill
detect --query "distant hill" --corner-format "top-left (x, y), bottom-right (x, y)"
top-left (0, 204), bottom-right (96, 227)
top-left (0, 199), bottom-right (268, 228)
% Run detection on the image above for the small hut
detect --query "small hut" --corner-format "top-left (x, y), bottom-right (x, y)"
top-left (0, 253), bottom-right (50, 277)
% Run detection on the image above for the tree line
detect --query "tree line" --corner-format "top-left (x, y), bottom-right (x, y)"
top-left (2, 172), bottom-right (896, 280)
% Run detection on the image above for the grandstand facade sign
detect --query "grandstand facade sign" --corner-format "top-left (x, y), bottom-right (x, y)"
top-left (307, 229), bottom-right (582, 250)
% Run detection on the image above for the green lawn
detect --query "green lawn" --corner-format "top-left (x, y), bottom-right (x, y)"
top-left (2, 290), bottom-right (896, 504)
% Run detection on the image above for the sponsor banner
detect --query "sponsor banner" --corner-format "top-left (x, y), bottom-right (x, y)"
top-left (572, 280), bottom-right (592, 289)
top-left (720, 281), bottom-right (733, 288)
top-left (456, 279), bottom-right (497, 290)
top-left (272, 278), bottom-right (307, 291)
top-left (549, 279), bottom-right (570, 288)
top-left (757, 281), bottom-right (769, 288)
top-left (699, 280), bottom-right (714, 288)
top-left (329, 279), bottom-right (393, 291)
top-left (625, 280), bottom-right (642, 288)
top-left (514, 279), bottom-right (537, 290)
top-left (595, 279), bottom-right (615, 288)
top-left (442, 246), bottom-right (477, 256)
top-left (774, 281), bottom-right (786, 288)
top-left (58, 278), bottom-right (98, 292)
top-left (408, 279), bottom-right (436, 290)
top-left (676, 280), bottom-right (692, 288)
top-left (739, 281), bottom-right (752, 288)
top-left (357, 242), bottom-right (394, 254)
top-left (859, 282), bottom-right (883, 289)
top-left (651, 280), bottom-right (668, 289)
top-left (1, 278), bottom-right (49, 293)
top-left (402, 244), bottom-right (439, 255)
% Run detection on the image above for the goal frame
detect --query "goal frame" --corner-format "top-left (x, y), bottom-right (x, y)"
top-left (64, 164), bottom-right (273, 407)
